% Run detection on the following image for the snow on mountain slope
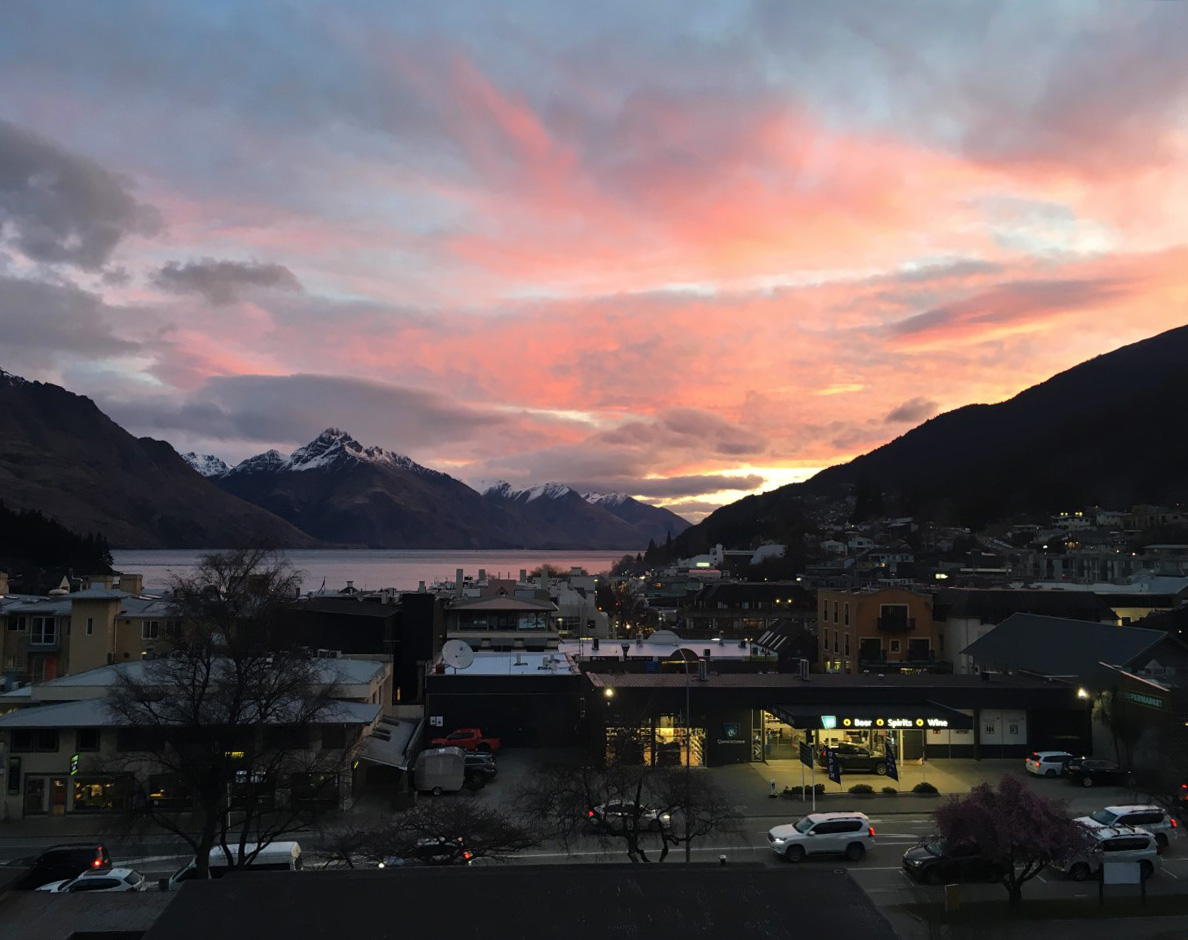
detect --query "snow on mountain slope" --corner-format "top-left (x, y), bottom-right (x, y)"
top-left (182, 452), bottom-right (231, 477)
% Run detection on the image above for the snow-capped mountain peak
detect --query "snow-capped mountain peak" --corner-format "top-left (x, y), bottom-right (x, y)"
top-left (182, 452), bottom-right (231, 477)
top-left (228, 449), bottom-right (287, 476)
top-left (480, 480), bottom-right (573, 502)
top-left (584, 491), bottom-right (631, 508)
top-left (226, 429), bottom-right (439, 478)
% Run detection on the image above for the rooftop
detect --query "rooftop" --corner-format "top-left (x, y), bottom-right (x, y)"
top-left (432, 650), bottom-right (579, 677)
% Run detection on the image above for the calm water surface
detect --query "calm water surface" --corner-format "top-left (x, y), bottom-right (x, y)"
top-left (110, 549), bottom-right (638, 593)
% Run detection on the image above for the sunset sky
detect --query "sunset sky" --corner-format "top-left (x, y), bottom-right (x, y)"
top-left (2, 2), bottom-right (1186, 521)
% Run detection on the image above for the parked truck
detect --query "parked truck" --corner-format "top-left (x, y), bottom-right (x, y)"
top-left (429, 728), bottom-right (501, 753)
top-left (414, 747), bottom-right (467, 796)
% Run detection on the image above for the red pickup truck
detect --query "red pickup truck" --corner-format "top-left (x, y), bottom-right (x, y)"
top-left (430, 728), bottom-right (501, 753)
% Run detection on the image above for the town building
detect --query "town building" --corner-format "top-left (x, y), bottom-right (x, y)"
top-left (816, 587), bottom-right (944, 675)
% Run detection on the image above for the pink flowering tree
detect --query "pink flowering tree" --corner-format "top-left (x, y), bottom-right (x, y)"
top-left (932, 774), bottom-right (1090, 905)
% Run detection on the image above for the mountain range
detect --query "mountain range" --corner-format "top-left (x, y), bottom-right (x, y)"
top-left (184, 430), bottom-right (689, 550)
top-left (672, 323), bottom-right (1188, 551)
top-left (0, 370), bottom-right (316, 550)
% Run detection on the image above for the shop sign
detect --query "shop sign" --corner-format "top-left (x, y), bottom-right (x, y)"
top-left (839, 717), bottom-right (950, 729)
top-left (716, 722), bottom-right (745, 745)
top-left (70, 753), bottom-right (80, 776)
top-left (1123, 691), bottom-right (1164, 710)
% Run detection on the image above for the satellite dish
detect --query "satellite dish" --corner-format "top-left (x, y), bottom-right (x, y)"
top-left (441, 640), bottom-right (475, 671)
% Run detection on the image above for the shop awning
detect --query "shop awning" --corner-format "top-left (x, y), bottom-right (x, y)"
top-left (768, 701), bottom-right (973, 731)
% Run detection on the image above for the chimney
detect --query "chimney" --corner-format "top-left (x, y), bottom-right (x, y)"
top-left (621, 643), bottom-right (630, 659)
top-left (418, 581), bottom-right (426, 593)
top-left (703, 648), bottom-right (711, 659)
top-left (520, 569), bottom-right (527, 583)
top-left (479, 569), bottom-right (486, 582)
top-left (455, 568), bottom-right (465, 599)
top-left (118, 573), bottom-right (143, 594)
top-left (697, 659), bottom-right (709, 681)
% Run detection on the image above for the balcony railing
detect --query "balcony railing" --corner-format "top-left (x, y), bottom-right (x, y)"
top-left (876, 617), bottom-right (915, 633)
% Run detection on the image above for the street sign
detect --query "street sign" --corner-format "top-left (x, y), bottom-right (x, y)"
top-left (799, 741), bottom-right (813, 768)
top-left (825, 747), bottom-right (841, 784)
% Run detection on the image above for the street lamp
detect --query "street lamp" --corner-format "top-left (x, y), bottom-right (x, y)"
top-left (604, 687), bottom-right (615, 699)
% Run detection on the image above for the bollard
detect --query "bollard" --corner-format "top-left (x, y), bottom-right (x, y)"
top-left (943, 884), bottom-right (960, 912)
top-left (719, 854), bottom-right (727, 866)
top-left (769, 779), bottom-right (777, 798)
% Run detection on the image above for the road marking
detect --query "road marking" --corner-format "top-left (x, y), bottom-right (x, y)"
top-left (1163, 867), bottom-right (1179, 879)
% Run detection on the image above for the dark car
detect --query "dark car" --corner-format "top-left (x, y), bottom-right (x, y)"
top-left (1062, 755), bottom-right (1094, 777)
top-left (816, 743), bottom-right (889, 776)
top-left (9, 844), bottom-right (112, 891)
top-left (588, 801), bottom-right (672, 832)
top-left (465, 753), bottom-right (498, 779)
top-left (902, 839), bottom-right (1004, 885)
top-left (1066, 759), bottom-right (1133, 788)
top-left (379, 837), bottom-right (473, 868)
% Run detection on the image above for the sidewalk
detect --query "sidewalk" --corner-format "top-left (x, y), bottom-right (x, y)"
top-left (708, 758), bottom-right (1154, 819)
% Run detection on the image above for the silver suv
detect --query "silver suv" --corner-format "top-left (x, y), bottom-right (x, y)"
top-left (1076, 805), bottom-right (1178, 849)
top-left (1053, 825), bottom-right (1160, 881)
top-left (767, 812), bottom-right (875, 862)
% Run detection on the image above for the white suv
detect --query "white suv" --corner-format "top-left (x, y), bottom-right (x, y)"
top-left (1024, 751), bottom-right (1074, 777)
top-left (1053, 825), bottom-right (1160, 881)
top-left (767, 812), bottom-right (875, 862)
top-left (1077, 805), bottom-right (1179, 849)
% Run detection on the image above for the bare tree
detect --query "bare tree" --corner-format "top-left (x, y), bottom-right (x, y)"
top-left (517, 740), bottom-right (739, 864)
top-left (100, 549), bottom-right (353, 877)
top-left (320, 800), bottom-right (540, 868)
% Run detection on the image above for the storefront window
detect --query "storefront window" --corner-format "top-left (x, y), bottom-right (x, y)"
top-left (72, 777), bottom-right (130, 813)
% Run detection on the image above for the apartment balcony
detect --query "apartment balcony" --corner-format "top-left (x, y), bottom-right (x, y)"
top-left (876, 616), bottom-right (916, 633)
top-left (27, 634), bottom-right (60, 649)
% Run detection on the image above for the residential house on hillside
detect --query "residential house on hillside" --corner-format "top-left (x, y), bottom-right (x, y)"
top-left (817, 587), bottom-right (944, 675)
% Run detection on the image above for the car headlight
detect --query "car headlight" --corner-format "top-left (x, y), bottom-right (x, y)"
top-left (771, 836), bottom-right (786, 844)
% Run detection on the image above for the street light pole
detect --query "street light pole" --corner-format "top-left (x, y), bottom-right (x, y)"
top-left (683, 648), bottom-right (692, 863)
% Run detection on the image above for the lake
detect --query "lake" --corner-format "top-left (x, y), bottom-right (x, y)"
top-left (109, 549), bottom-right (639, 593)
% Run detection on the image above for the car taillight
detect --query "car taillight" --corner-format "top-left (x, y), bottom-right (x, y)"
top-left (869, 827), bottom-right (876, 838)
top-left (463, 851), bottom-right (473, 861)
top-left (92, 859), bottom-right (103, 868)
top-left (1172, 818), bottom-right (1178, 828)
top-left (588, 810), bottom-right (595, 818)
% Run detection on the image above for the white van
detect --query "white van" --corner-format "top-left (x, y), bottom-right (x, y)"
top-left (166, 841), bottom-right (302, 888)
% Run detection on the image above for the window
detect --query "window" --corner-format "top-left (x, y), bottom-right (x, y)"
top-left (321, 725), bottom-right (347, 749)
top-left (889, 640), bottom-right (901, 653)
top-left (833, 601), bottom-right (839, 623)
top-left (833, 631), bottom-right (839, 653)
top-left (76, 729), bottom-right (101, 753)
top-left (86, 618), bottom-right (94, 636)
top-left (11, 729), bottom-right (60, 752)
top-left (73, 777), bottom-right (131, 813)
top-left (938, 634), bottom-right (944, 652)
top-left (843, 603), bottom-right (850, 626)
top-left (30, 617), bottom-right (57, 645)
top-left (142, 621), bottom-right (160, 640)
top-left (8, 616), bottom-right (26, 632)
top-left (821, 602), bottom-right (828, 620)
top-left (844, 634), bottom-right (850, 656)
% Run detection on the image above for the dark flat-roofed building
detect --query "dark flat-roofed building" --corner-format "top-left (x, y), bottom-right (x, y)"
top-left (142, 865), bottom-right (899, 940)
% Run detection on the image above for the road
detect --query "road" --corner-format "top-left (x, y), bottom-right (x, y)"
top-left (4, 810), bottom-right (1185, 903)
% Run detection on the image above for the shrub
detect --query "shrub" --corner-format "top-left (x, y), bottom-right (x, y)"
top-left (813, 783), bottom-right (825, 795)
top-left (848, 784), bottom-right (874, 794)
top-left (882, 787), bottom-right (899, 795)
top-left (912, 781), bottom-right (939, 794)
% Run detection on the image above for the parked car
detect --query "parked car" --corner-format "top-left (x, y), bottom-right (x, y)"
top-left (588, 801), bottom-right (672, 832)
top-left (1024, 751), bottom-right (1074, 777)
top-left (8, 844), bottom-right (111, 891)
top-left (1077, 805), bottom-right (1179, 849)
top-left (767, 812), bottom-right (876, 862)
top-left (37, 868), bottom-right (147, 894)
top-left (816, 743), bottom-right (889, 775)
top-left (465, 753), bottom-right (498, 780)
top-left (429, 728), bottom-right (502, 753)
top-left (1065, 759), bottom-right (1132, 788)
top-left (1053, 825), bottom-right (1160, 881)
top-left (902, 839), bottom-right (1006, 885)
